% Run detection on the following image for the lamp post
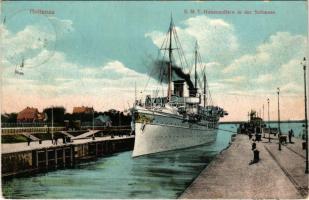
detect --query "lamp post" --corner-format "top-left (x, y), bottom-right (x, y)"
top-left (277, 88), bottom-right (281, 151)
top-left (301, 57), bottom-right (308, 174)
top-left (267, 98), bottom-right (270, 142)
top-left (263, 104), bottom-right (265, 138)
top-left (263, 104), bottom-right (264, 120)
top-left (92, 107), bottom-right (94, 131)
top-left (51, 106), bottom-right (54, 143)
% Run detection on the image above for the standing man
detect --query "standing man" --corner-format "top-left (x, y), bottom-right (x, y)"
top-left (288, 129), bottom-right (294, 143)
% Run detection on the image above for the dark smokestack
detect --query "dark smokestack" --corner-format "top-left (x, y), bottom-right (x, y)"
top-left (171, 65), bottom-right (194, 90)
top-left (189, 88), bottom-right (198, 97)
top-left (173, 80), bottom-right (185, 97)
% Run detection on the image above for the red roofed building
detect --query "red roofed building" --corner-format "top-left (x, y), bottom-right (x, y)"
top-left (73, 106), bottom-right (94, 114)
top-left (17, 107), bottom-right (44, 122)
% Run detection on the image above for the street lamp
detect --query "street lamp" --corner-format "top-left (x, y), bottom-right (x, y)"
top-left (92, 106), bottom-right (94, 131)
top-left (277, 87), bottom-right (281, 151)
top-left (268, 98), bottom-right (271, 143)
top-left (263, 104), bottom-right (264, 120)
top-left (301, 57), bottom-right (308, 174)
top-left (263, 104), bottom-right (265, 138)
top-left (50, 105), bottom-right (54, 144)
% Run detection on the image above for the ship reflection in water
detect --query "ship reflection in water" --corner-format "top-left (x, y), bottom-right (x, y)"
top-left (3, 124), bottom-right (233, 199)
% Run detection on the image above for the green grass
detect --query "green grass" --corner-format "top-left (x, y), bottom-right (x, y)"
top-left (32, 133), bottom-right (52, 140)
top-left (1, 135), bottom-right (28, 143)
top-left (32, 132), bottom-right (65, 140)
top-left (1, 131), bottom-right (101, 144)
top-left (67, 130), bottom-right (88, 137)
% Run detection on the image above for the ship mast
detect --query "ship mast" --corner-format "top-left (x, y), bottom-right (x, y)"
top-left (51, 106), bottom-right (54, 142)
top-left (194, 41), bottom-right (198, 89)
top-left (20, 58), bottom-right (24, 68)
top-left (203, 73), bottom-right (207, 108)
top-left (167, 16), bottom-right (173, 101)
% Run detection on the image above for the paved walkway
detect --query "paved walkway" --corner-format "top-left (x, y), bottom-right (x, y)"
top-left (1, 135), bottom-right (134, 154)
top-left (180, 134), bottom-right (308, 199)
top-left (265, 140), bottom-right (308, 196)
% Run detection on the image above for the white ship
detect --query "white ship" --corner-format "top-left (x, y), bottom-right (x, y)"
top-left (132, 17), bottom-right (228, 157)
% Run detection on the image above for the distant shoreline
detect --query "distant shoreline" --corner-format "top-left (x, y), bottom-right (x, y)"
top-left (220, 120), bottom-right (305, 124)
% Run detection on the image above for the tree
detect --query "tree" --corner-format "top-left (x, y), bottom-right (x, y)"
top-left (1, 113), bottom-right (17, 123)
top-left (43, 107), bottom-right (66, 124)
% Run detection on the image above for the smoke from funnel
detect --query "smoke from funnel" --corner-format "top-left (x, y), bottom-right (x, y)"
top-left (150, 60), bottom-right (194, 90)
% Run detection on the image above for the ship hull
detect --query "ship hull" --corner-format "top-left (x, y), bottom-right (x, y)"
top-left (132, 118), bottom-right (218, 157)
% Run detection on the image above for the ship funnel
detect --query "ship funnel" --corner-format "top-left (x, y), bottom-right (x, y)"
top-left (173, 80), bottom-right (185, 97)
top-left (189, 88), bottom-right (198, 97)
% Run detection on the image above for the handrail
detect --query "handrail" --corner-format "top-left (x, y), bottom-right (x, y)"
top-left (1, 127), bottom-right (65, 135)
top-left (1, 126), bottom-right (131, 135)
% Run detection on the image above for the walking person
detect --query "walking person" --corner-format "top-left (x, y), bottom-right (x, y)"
top-left (255, 133), bottom-right (261, 142)
top-left (288, 129), bottom-right (294, 143)
top-left (249, 149), bottom-right (260, 165)
top-left (251, 141), bottom-right (256, 151)
top-left (249, 132), bottom-right (252, 140)
top-left (27, 137), bottom-right (31, 146)
top-left (249, 141), bottom-right (260, 165)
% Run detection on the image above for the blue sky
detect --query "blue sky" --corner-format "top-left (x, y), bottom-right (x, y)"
top-left (1, 1), bottom-right (308, 121)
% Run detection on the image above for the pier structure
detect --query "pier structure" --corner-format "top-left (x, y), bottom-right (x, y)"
top-left (1, 125), bottom-right (130, 136)
top-left (1, 125), bottom-right (131, 145)
top-left (2, 130), bottom-right (134, 178)
top-left (179, 134), bottom-right (308, 199)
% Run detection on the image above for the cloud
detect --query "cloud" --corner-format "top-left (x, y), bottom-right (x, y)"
top-left (1, 24), bottom-right (55, 60)
top-left (0, 16), bottom-right (134, 112)
top-left (1, 50), bottom-right (80, 86)
top-left (2, 45), bottom-right (160, 112)
top-left (78, 61), bottom-right (155, 88)
top-left (204, 62), bottom-right (222, 72)
top-left (100, 61), bottom-right (146, 79)
top-left (145, 16), bottom-right (306, 99)
top-left (49, 17), bottom-right (74, 36)
top-left (145, 31), bottom-right (166, 49)
top-left (145, 16), bottom-right (240, 95)
top-left (279, 59), bottom-right (303, 84)
top-left (0, 17), bottom-right (74, 69)
top-left (145, 15), bottom-right (239, 67)
top-left (3, 50), bottom-right (155, 92)
top-left (254, 74), bottom-right (273, 84)
top-left (213, 93), bottom-right (304, 122)
top-left (221, 31), bottom-right (306, 95)
top-left (183, 16), bottom-right (238, 57)
top-left (220, 76), bottom-right (246, 85)
top-left (223, 32), bottom-right (306, 75)
top-left (280, 82), bottom-right (303, 94)
top-left (1, 14), bottom-right (306, 121)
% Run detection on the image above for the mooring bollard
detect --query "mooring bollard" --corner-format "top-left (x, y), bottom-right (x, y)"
top-left (303, 142), bottom-right (307, 150)
top-left (249, 149), bottom-right (260, 165)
